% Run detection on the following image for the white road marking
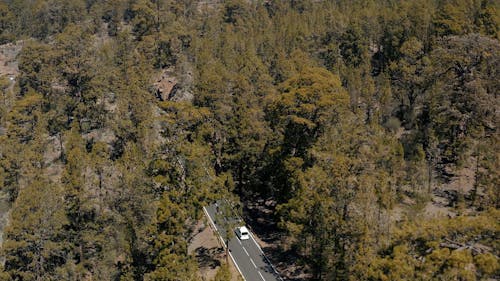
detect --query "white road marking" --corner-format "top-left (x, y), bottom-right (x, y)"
top-left (250, 232), bottom-right (284, 281)
top-left (229, 251), bottom-right (246, 281)
top-left (204, 204), bottom-right (286, 281)
top-left (203, 206), bottom-right (246, 280)
top-left (203, 207), bottom-right (223, 247)
top-left (250, 258), bottom-right (257, 268)
top-left (204, 207), bottom-right (218, 232)
top-left (250, 233), bottom-right (265, 255)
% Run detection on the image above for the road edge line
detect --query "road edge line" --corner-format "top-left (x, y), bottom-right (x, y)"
top-left (203, 206), bottom-right (225, 247)
top-left (250, 232), bottom-right (284, 281)
top-left (203, 206), bottom-right (246, 281)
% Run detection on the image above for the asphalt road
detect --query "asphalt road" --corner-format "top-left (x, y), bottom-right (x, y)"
top-left (204, 203), bottom-right (282, 281)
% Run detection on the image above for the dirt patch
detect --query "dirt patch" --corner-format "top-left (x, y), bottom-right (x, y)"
top-left (0, 190), bottom-right (11, 245)
top-left (0, 41), bottom-right (21, 79)
top-left (423, 157), bottom-right (478, 218)
top-left (82, 127), bottom-right (117, 146)
top-left (188, 219), bottom-right (242, 281)
top-left (153, 68), bottom-right (178, 101)
top-left (440, 159), bottom-right (476, 195)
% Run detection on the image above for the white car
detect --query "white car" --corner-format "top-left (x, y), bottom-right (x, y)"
top-left (236, 226), bottom-right (250, 240)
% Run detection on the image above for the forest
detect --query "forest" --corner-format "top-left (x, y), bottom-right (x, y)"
top-left (0, 0), bottom-right (498, 280)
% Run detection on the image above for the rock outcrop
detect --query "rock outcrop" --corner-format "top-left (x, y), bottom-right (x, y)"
top-left (153, 68), bottom-right (194, 103)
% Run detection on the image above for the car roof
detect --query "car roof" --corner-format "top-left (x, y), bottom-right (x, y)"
top-left (239, 226), bottom-right (249, 233)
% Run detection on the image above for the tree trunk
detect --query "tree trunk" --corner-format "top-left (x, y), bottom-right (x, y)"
top-left (225, 239), bottom-right (229, 264)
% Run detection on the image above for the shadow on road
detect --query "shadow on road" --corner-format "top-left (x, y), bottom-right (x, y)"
top-left (242, 194), bottom-right (312, 280)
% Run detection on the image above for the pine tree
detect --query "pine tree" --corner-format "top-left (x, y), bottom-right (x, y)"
top-left (2, 178), bottom-right (69, 280)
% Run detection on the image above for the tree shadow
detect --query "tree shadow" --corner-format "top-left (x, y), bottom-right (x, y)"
top-left (195, 246), bottom-right (223, 269)
top-left (243, 194), bottom-right (311, 280)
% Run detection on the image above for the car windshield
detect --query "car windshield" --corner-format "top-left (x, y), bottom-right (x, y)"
top-left (242, 232), bottom-right (248, 235)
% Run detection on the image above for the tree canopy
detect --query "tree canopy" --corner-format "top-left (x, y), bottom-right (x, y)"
top-left (0, 0), bottom-right (498, 280)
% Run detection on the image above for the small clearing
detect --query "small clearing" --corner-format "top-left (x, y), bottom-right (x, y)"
top-left (188, 219), bottom-right (242, 281)
top-left (0, 41), bottom-right (21, 79)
